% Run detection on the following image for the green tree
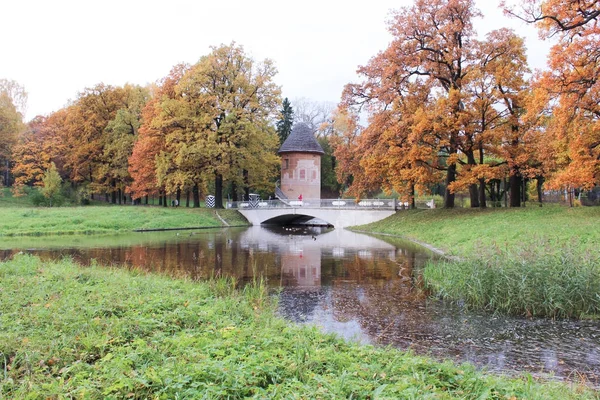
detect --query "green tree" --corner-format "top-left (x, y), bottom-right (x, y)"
top-left (276, 97), bottom-right (294, 144)
top-left (165, 43), bottom-right (281, 208)
top-left (0, 90), bottom-right (25, 187)
top-left (41, 162), bottom-right (62, 207)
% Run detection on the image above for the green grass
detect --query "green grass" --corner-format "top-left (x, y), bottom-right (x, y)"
top-left (0, 188), bottom-right (249, 236)
top-left (1, 255), bottom-right (594, 398)
top-left (424, 239), bottom-right (600, 318)
top-left (357, 205), bottom-right (600, 256)
top-left (0, 206), bottom-right (250, 236)
top-left (357, 205), bottom-right (600, 318)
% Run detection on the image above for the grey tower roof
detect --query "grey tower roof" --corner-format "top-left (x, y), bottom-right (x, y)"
top-left (278, 122), bottom-right (324, 155)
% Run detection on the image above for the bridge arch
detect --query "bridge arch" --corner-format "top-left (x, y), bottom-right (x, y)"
top-left (238, 207), bottom-right (395, 229)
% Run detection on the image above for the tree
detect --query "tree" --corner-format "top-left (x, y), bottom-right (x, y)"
top-left (0, 89), bottom-right (25, 187)
top-left (168, 43), bottom-right (281, 208)
top-left (12, 116), bottom-right (55, 189)
top-left (341, 0), bottom-right (482, 208)
top-left (292, 97), bottom-right (335, 137)
top-left (41, 162), bottom-right (62, 207)
top-left (100, 84), bottom-right (149, 204)
top-left (506, 0), bottom-right (600, 195)
top-left (276, 97), bottom-right (294, 144)
top-left (129, 65), bottom-right (188, 205)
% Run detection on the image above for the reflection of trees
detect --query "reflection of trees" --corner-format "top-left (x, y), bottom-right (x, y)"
top-left (327, 249), bottom-right (435, 350)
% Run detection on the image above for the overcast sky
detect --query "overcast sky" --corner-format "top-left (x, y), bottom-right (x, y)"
top-left (2, 0), bottom-right (552, 121)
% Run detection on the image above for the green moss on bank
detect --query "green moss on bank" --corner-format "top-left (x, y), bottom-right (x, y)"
top-left (1, 255), bottom-right (592, 398)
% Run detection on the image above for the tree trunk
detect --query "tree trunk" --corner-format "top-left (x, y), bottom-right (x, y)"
top-left (118, 188), bottom-right (122, 205)
top-left (193, 183), bottom-right (200, 208)
top-left (145, 195), bottom-right (148, 205)
top-left (410, 184), bottom-right (416, 209)
top-left (478, 143), bottom-right (486, 208)
top-left (176, 188), bottom-right (181, 206)
top-left (232, 181), bottom-right (238, 202)
top-left (186, 190), bottom-right (190, 208)
top-left (503, 178), bottom-right (508, 208)
top-left (478, 178), bottom-right (486, 209)
top-left (444, 164), bottom-right (456, 208)
top-left (4, 159), bottom-right (9, 187)
top-left (163, 190), bottom-right (167, 207)
top-left (243, 169), bottom-right (250, 201)
top-left (509, 173), bottom-right (522, 207)
top-left (537, 176), bottom-right (544, 206)
top-left (215, 174), bottom-right (224, 209)
top-left (469, 184), bottom-right (479, 208)
top-left (466, 151), bottom-right (479, 208)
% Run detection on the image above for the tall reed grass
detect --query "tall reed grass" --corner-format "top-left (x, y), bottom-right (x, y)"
top-left (424, 239), bottom-right (600, 318)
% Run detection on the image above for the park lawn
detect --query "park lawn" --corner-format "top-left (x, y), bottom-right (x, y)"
top-left (1, 255), bottom-right (593, 399)
top-left (0, 206), bottom-right (248, 236)
top-left (357, 204), bottom-right (600, 257)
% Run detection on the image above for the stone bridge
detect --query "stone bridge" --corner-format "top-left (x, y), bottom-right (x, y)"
top-left (231, 198), bottom-right (398, 228)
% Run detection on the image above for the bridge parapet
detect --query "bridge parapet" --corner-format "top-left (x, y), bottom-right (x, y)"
top-left (227, 198), bottom-right (399, 210)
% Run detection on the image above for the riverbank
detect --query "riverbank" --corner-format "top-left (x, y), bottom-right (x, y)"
top-left (356, 205), bottom-right (600, 257)
top-left (1, 254), bottom-right (593, 398)
top-left (357, 205), bottom-right (600, 318)
top-left (0, 206), bottom-right (248, 236)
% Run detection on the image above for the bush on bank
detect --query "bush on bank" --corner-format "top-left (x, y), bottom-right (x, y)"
top-left (1, 255), bottom-right (592, 398)
top-left (424, 240), bottom-right (600, 319)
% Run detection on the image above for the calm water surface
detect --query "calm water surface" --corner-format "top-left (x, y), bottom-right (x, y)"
top-left (3, 226), bottom-right (600, 384)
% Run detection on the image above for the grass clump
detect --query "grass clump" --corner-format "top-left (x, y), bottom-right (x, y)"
top-left (424, 240), bottom-right (600, 319)
top-left (1, 255), bottom-right (593, 398)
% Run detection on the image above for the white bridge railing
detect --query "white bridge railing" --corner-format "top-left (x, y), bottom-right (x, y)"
top-left (227, 198), bottom-right (413, 210)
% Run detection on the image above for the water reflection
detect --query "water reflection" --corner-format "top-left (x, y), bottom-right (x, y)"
top-left (3, 226), bottom-right (600, 384)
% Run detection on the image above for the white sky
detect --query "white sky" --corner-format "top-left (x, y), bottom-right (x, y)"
top-left (1, 0), bottom-right (551, 121)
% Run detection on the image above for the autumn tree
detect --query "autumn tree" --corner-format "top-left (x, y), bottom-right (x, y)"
top-left (167, 43), bottom-right (281, 208)
top-left (129, 65), bottom-right (188, 206)
top-left (453, 29), bottom-right (532, 207)
top-left (99, 84), bottom-right (149, 204)
top-left (57, 83), bottom-right (141, 202)
top-left (0, 84), bottom-right (25, 187)
top-left (506, 0), bottom-right (600, 197)
top-left (276, 97), bottom-right (294, 144)
top-left (12, 116), bottom-right (57, 190)
top-left (341, 0), bottom-right (483, 208)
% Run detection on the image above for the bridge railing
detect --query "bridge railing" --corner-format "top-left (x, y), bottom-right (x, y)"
top-left (226, 198), bottom-right (401, 210)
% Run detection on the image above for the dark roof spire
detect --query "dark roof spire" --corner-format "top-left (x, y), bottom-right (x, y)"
top-left (278, 122), bottom-right (324, 155)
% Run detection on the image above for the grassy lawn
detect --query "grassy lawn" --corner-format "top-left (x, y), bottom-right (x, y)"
top-left (0, 188), bottom-right (249, 236)
top-left (357, 205), bottom-right (600, 257)
top-left (358, 205), bottom-right (600, 318)
top-left (1, 255), bottom-right (593, 399)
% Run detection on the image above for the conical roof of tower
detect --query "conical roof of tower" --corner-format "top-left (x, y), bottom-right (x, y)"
top-left (278, 122), bottom-right (324, 155)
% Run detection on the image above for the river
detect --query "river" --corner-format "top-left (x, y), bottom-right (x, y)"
top-left (2, 226), bottom-right (599, 384)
